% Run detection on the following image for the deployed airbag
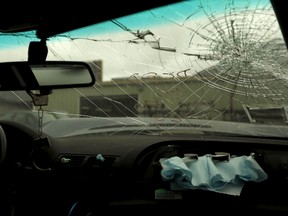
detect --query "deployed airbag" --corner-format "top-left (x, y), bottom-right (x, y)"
top-left (159, 154), bottom-right (268, 195)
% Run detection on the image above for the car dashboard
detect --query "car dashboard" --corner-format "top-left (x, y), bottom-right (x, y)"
top-left (1, 120), bottom-right (288, 216)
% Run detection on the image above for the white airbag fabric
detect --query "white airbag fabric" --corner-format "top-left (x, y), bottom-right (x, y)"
top-left (159, 155), bottom-right (268, 195)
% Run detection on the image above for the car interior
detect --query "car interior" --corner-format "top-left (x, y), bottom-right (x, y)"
top-left (1, 0), bottom-right (288, 216)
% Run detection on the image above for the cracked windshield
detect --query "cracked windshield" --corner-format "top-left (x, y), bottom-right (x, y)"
top-left (0, 0), bottom-right (288, 137)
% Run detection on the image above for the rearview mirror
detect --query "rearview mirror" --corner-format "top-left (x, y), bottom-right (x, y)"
top-left (0, 61), bottom-right (96, 91)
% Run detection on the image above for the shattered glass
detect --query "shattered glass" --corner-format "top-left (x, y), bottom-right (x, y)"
top-left (1, 0), bottom-right (288, 136)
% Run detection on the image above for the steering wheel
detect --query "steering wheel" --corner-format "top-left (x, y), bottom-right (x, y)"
top-left (0, 125), bottom-right (7, 165)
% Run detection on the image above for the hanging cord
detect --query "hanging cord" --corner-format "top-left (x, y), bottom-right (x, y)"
top-left (37, 105), bottom-right (43, 138)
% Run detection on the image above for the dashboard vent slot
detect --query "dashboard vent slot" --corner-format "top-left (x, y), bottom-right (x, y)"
top-left (85, 155), bottom-right (117, 169)
top-left (56, 154), bottom-right (119, 178)
top-left (58, 155), bottom-right (87, 168)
